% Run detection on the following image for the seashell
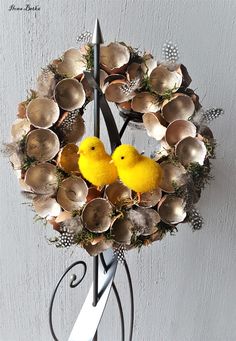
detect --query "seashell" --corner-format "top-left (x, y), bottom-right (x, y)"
top-left (105, 181), bottom-right (132, 206)
top-left (111, 216), bottom-right (133, 244)
top-left (159, 161), bottom-right (187, 193)
top-left (26, 129), bottom-right (60, 162)
top-left (143, 112), bottom-right (166, 140)
top-left (165, 119), bottom-right (196, 146)
top-left (26, 98), bottom-right (60, 129)
top-left (162, 94), bottom-right (195, 123)
top-left (25, 163), bottom-right (58, 195)
top-left (82, 198), bottom-right (113, 233)
top-left (105, 80), bottom-right (135, 103)
top-left (57, 143), bottom-right (79, 173)
top-left (11, 118), bottom-right (31, 142)
top-left (127, 207), bottom-right (160, 236)
top-left (84, 240), bottom-right (113, 256)
top-left (100, 42), bottom-right (130, 74)
top-left (175, 136), bottom-right (207, 166)
top-left (33, 196), bottom-right (61, 218)
top-left (150, 64), bottom-right (182, 95)
top-left (138, 188), bottom-right (162, 208)
top-left (158, 195), bottom-right (186, 224)
top-left (131, 92), bottom-right (160, 113)
top-left (141, 53), bottom-right (157, 76)
top-left (56, 48), bottom-right (86, 77)
top-left (56, 112), bottom-right (85, 144)
top-left (57, 177), bottom-right (88, 211)
top-left (54, 78), bottom-right (86, 111)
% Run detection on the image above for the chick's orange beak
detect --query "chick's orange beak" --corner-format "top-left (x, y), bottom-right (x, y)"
top-left (109, 159), bottom-right (114, 164)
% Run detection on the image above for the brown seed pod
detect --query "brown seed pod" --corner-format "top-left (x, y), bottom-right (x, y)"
top-left (84, 240), bottom-right (113, 256)
top-left (82, 198), bottom-right (113, 233)
top-left (56, 112), bottom-right (85, 144)
top-left (131, 92), bottom-right (160, 113)
top-left (26, 129), bottom-right (60, 162)
top-left (100, 42), bottom-right (130, 74)
top-left (165, 119), bottom-right (196, 146)
top-left (57, 177), bottom-right (88, 212)
top-left (143, 112), bottom-right (166, 140)
top-left (158, 195), bottom-right (186, 224)
top-left (11, 118), bottom-right (31, 142)
top-left (175, 136), bottom-right (207, 166)
top-left (111, 216), bottom-right (133, 244)
top-left (54, 78), bottom-right (86, 111)
top-left (105, 80), bottom-right (135, 103)
top-left (57, 143), bottom-right (79, 173)
top-left (26, 98), bottom-right (60, 129)
top-left (25, 163), bottom-right (58, 195)
top-left (33, 196), bottom-right (61, 218)
top-left (150, 64), bottom-right (182, 95)
top-left (162, 94), bottom-right (195, 123)
top-left (138, 188), bottom-right (162, 208)
top-left (56, 48), bottom-right (86, 77)
top-left (159, 161), bottom-right (187, 193)
top-left (105, 181), bottom-right (132, 206)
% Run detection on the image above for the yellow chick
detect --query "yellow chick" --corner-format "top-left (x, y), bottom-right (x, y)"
top-left (112, 144), bottom-right (162, 195)
top-left (78, 136), bottom-right (118, 187)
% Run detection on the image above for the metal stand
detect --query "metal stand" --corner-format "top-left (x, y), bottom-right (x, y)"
top-left (49, 20), bottom-right (134, 341)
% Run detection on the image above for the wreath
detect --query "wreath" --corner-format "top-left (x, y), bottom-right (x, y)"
top-left (8, 36), bottom-right (223, 258)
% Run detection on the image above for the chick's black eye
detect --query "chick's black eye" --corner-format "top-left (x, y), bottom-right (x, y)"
top-left (121, 156), bottom-right (124, 160)
top-left (91, 146), bottom-right (95, 150)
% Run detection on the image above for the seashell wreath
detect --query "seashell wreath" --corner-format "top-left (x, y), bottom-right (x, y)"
top-left (8, 37), bottom-right (223, 257)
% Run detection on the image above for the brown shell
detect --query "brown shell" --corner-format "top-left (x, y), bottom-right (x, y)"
top-left (26, 129), bottom-right (60, 162)
top-left (26, 98), bottom-right (60, 129)
top-left (33, 196), bottom-right (61, 218)
top-left (175, 136), bottom-right (207, 166)
top-left (165, 119), bottom-right (197, 146)
top-left (158, 195), bottom-right (186, 224)
top-left (162, 94), bottom-right (195, 123)
top-left (159, 161), bottom-right (187, 193)
top-left (25, 163), bottom-right (58, 195)
top-left (150, 64), bottom-right (182, 95)
top-left (100, 42), bottom-right (130, 74)
top-left (138, 188), bottom-right (162, 208)
top-left (57, 176), bottom-right (88, 211)
top-left (56, 112), bottom-right (85, 144)
top-left (111, 216), bottom-right (133, 244)
top-left (57, 143), bottom-right (79, 173)
top-left (54, 78), bottom-right (86, 111)
top-left (82, 198), bottom-right (113, 233)
top-left (84, 240), bottom-right (113, 256)
top-left (131, 92), bottom-right (160, 113)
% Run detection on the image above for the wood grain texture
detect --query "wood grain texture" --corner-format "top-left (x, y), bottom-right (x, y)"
top-left (0, 0), bottom-right (236, 340)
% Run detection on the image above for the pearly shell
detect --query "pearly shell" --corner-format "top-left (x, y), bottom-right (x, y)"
top-left (100, 42), bottom-right (130, 74)
top-left (54, 78), bottom-right (86, 111)
top-left (150, 64), bottom-right (182, 95)
top-left (105, 181), bottom-right (132, 206)
top-left (26, 129), bottom-right (60, 162)
top-left (56, 48), bottom-right (86, 77)
top-left (138, 188), bottom-right (162, 208)
top-left (175, 136), bottom-right (207, 166)
top-left (57, 143), bottom-right (79, 173)
top-left (111, 216), bottom-right (133, 244)
top-left (165, 119), bottom-right (196, 146)
top-left (26, 98), bottom-right (60, 129)
top-left (143, 112), bottom-right (166, 140)
top-left (25, 163), bottom-right (58, 195)
top-left (131, 92), bottom-right (160, 113)
top-left (105, 80), bottom-right (135, 103)
top-left (57, 177), bottom-right (88, 211)
top-left (162, 94), bottom-right (195, 123)
top-left (158, 195), bottom-right (186, 224)
top-left (33, 196), bottom-right (61, 218)
top-left (159, 161), bottom-right (187, 193)
top-left (82, 198), bottom-right (113, 233)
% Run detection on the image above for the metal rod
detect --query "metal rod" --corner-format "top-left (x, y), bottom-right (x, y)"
top-left (92, 18), bottom-right (104, 341)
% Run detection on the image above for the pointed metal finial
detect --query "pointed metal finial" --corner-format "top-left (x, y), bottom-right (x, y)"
top-left (92, 19), bottom-right (104, 44)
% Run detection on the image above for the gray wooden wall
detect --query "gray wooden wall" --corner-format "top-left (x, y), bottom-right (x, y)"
top-left (0, 0), bottom-right (236, 340)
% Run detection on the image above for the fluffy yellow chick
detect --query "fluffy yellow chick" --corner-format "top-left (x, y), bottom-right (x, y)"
top-left (78, 136), bottom-right (118, 187)
top-left (112, 144), bottom-right (162, 195)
